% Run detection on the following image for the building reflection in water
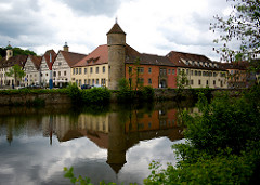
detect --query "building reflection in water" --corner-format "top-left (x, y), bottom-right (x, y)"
top-left (1, 105), bottom-right (199, 174)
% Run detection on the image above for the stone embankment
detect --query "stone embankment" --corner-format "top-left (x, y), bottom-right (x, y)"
top-left (0, 89), bottom-right (245, 106)
top-left (0, 93), bottom-right (71, 106)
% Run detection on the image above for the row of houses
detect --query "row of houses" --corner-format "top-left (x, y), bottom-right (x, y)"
top-left (0, 22), bottom-right (255, 90)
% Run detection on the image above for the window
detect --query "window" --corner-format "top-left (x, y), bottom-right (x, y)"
top-left (58, 71), bottom-right (61, 76)
top-left (160, 68), bottom-right (167, 76)
top-left (73, 68), bottom-right (75, 75)
top-left (148, 67), bottom-right (152, 74)
top-left (92, 79), bottom-right (94, 85)
top-left (79, 80), bottom-right (81, 86)
top-left (148, 78), bottom-right (152, 84)
top-left (64, 71), bottom-right (66, 76)
top-left (138, 67), bottom-right (144, 74)
top-left (84, 79), bottom-right (87, 84)
top-left (186, 69), bottom-right (189, 75)
top-left (168, 69), bottom-right (171, 75)
top-left (79, 68), bottom-right (82, 75)
top-left (96, 79), bottom-right (99, 84)
top-left (90, 67), bottom-right (93, 74)
top-left (191, 70), bottom-right (193, 76)
top-left (76, 68), bottom-right (78, 75)
top-left (84, 68), bottom-right (87, 75)
top-left (195, 70), bottom-right (197, 76)
top-left (96, 67), bottom-right (99, 74)
top-left (138, 78), bottom-right (144, 83)
top-left (88, 79), bottom-right (90, 84)
top-left (213, 72), bottom-right (217, 77)
top-left (103, 66), bottom-right (105, 73)
top-left (198, 71), bottom-right (201, 76)
top-left (198, 79), bottom-right (201, 85)
top-left (213, 80), bottom-right (216, 84)
top-left (206, 80), bottom-right (209, 85)
top-left (53, 71), bottom-right (56, 77)
top-left (172, 69), bottom-right (175, 75)
top-left (191, 79), bottom-right (194, 85)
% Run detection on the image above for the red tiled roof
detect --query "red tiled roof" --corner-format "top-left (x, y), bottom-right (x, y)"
top-left (0, 55), bottom-right (28, 68)
top-left (60, 51), bottom-right (87, 67)
top-left (42, 50), bottom-right (56, 70)
top-left (74, 44), bottom-right (108, 67)
top-left (167, 51), bottom-right (225, 70)
top-left (220, 61), bottom-right (249, 70)
top-left (29, 55), bottom-right (42, 70)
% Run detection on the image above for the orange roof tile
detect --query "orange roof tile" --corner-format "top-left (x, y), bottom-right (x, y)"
top-left (0, 55), bottom-right (28, 68)
top-left (60, 51), bottom-right (87, 67)
top-left (42, 50), bottom-right (56, 70)
top-left (107, 23), bottom-right (126, 35)
top-left (74, 44), bottom-right (108, 67)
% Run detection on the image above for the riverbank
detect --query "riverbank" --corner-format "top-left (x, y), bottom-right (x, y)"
top-left (0, 88), bottom-right (245, 106)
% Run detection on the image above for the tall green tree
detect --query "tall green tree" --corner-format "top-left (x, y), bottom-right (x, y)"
top-left (210, 0), bottom-right (260, 63)
top-left (5, 64), bottom-right (26, 87)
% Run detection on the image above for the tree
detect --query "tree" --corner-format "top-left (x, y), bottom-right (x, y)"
top-left (176, 69), bottom-right (188, 95)
top-left (5, 64), bottom-right (26, 87)
top-left (210, 0), bottom-right (260, 63)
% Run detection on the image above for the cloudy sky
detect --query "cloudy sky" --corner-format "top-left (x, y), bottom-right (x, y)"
top-left (0, 0), bottom-right (233, 61)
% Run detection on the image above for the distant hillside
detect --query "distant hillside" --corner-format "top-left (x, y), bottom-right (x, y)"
top-left (0, 47), bottom-right (37, 58)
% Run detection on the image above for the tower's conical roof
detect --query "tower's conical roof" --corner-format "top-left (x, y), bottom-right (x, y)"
top-left (107, 23), bottom-right (126, 35)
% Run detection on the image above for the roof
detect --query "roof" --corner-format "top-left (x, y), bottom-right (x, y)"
top-left (107, 23), bottom-right (126, 35)
top-left (74, 44), bottom-right (108, 67)
top-left (220, 61), bottom-right (249, 70)
top-left (167, 51), bottom-right (225, 70)
top-left (42, 50), bottom-right (56, 70)
top-left (0, 55), bottom-right (28, 68)
top-left (28, 55), bottom-right (42, 70)
top-left (60, 51), bottom-right (87, 67)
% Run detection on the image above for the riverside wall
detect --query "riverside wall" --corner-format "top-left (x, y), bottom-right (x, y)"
top-left (0, 89), bottom-right (245, 106)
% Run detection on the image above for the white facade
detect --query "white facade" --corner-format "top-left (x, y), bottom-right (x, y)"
top-left (24, 56), bottom-right (40, 86)
top-left (40, 57), bottom-right (52, 88)
top-left (52, 52), bottom-right (70, 87)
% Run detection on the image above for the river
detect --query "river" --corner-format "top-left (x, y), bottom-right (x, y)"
top-left (0, 101), bottom-right (195, 184)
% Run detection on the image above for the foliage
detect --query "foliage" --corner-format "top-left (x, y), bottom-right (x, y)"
top-left (5, 64), bottom-right (26, 86)
top-left (64, 167), bottom-right (137, 185)
top-left (210, 0), bottom-right (260, 62)
top-left (142, 86), bottom-right (155, 101)
top-left (118, 78), bottom-right (130, 91)
top-left (176, 70), bottom-right (188, 92)
top-left (12, 47), bottom-right (37, 56)
top-left (67, 83), bottom-right (82, 103)
top-left (81, 88), bottom-right (110, 105)
top-left (144, 85), bottom-right (260, 184)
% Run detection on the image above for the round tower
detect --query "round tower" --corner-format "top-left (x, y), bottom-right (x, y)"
top-left (107, 21), bottom-right (126, 90)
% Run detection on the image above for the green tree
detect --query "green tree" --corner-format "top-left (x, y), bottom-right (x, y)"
top-left (5, 64), bottom-right (26, 87)
top-left (176, 70), bottom-right (188, 96)
top-left (12, 48), bottom-right (37, 56)
top-left (210, 0), bottom-right (260, 63)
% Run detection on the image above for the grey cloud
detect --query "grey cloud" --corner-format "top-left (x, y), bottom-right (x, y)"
top-left (60, 0), bottom-right (122, 16)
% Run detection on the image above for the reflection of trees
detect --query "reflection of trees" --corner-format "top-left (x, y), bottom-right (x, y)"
top-left (0, 103), bottom-right (193, 173)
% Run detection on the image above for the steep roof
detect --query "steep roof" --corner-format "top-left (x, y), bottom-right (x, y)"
top-left (42, 50), bottom-right (56, 70)
top-left (74, 44), bottom-right (108, 67)
top-left (107, 23), bottom-right (126, 35)
top-left (0, 55), bottom-right (28, 68)
top-left (60, 51), bottom-right (87, 67)
top-left (28, 55), bottom-right (42, 70)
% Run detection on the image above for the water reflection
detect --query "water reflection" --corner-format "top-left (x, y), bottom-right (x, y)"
top-left (0, 102), bottom-right (195, 184)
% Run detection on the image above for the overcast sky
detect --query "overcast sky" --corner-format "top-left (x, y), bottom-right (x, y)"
top-left (0, 0), bottom-right (233, 61)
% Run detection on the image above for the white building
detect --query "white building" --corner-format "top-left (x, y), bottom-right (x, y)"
top-left (24, 55), bottom-right (42, 87)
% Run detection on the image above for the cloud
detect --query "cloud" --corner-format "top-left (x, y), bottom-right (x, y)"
top-left (60, 0), bottom-right (123, 16)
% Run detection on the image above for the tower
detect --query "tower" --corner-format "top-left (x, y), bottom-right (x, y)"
top-left (6, 42), bottom-right (13, 61)
top-left (63, 42), bottom-right (69, 52)
top-left (107, 21), bottom-right (126, 90)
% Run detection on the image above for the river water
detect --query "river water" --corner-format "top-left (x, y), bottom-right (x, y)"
top-left (0, 101), bottom-right (195, 184)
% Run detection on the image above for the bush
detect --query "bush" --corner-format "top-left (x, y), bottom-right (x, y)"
top-left (81, 88), bottom-right (110, 104)
top-left (67, 83), bottom-right (82, 103)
